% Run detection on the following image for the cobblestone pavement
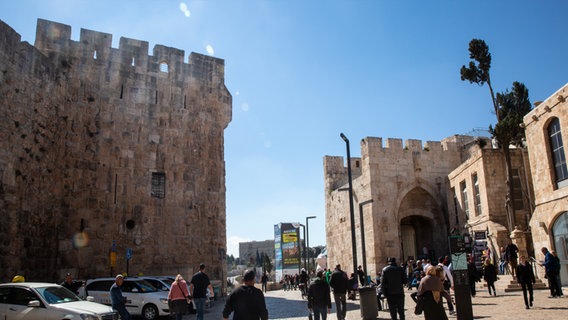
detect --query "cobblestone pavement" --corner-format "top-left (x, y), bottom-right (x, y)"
top-left (182, 283), bottom-right (567, 320)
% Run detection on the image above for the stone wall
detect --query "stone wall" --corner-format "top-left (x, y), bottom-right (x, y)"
top-left (524, 83), bottom-right (568, 282)
top-left (0, 19), bottom-right (231, 287)
top-left (324, 136), bottom-right (465, 277)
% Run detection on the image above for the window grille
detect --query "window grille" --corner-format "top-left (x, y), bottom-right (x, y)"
top-left (151, 172), bottom-right (166, 198)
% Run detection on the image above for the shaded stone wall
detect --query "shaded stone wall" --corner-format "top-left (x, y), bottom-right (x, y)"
top-left (0, 19), bottom-right (231, 287)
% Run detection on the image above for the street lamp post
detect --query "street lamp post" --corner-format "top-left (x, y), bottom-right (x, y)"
top-left (340, 133), bottom-right (357, 274)
top-left (305, 216), bottom-right (316, 273)
top-left (359, 199), bottom-right (373, 284)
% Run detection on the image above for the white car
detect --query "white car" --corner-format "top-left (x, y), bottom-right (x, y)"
top-left (83, 278), bottom-right (169, 320)
top-left (0, 282), bottom-right (117, 320)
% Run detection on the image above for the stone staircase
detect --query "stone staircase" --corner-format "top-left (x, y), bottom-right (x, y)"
top-left (481, 274), bottom-right (548, 292)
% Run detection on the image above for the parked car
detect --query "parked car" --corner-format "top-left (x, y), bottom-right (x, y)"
top-left (0, 282), bottom-right (118, 320)
top-left (139, 276), bottom-right (195, 314)
top-left (138, 276), bottom-right (172, 292)
top-left (82, 277), bottom-right (169, 320)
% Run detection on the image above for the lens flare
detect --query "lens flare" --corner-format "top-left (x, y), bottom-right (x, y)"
top-left (73, 232), bottom-right (89, 248)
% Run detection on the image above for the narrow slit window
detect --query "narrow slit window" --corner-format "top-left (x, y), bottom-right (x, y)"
top-left (131, 57), bottom-right (136, 66)
top-left (151, 172), bottom-right (166, 199)
top-left (93, 50), bottom-right (97, 60)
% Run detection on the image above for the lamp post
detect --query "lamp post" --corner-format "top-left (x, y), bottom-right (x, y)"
top-left (296, 223), bottom-right (305, 275)
top-left (340, 132), bottom-right (357, 274)
top-left (305, 216), bottom-right (316, 273)
top-left (358, 199), bottom-right (373, 284)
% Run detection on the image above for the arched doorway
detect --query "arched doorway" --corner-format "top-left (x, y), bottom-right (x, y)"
top-left (552, 211), bottom-right (568, 285)
top-left (401, 216), bottom-right (433, 261)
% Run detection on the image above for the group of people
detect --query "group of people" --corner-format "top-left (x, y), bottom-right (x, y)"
top-left (279, 270), bottom-right (309, 292)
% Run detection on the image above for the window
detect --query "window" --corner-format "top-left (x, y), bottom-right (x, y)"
top-left (473, 174), bottom-right (481, 216)
top-left (548, 118), bottom-right (568, 188)
top-left (452, 188), bottom-right (459, 225)
top-left (512, 169), bottom-right (524, 210)
top-left (151, 172), bottom-right (166, 198)
top-left (461, 180), bottom-right (469, 220)
top-left (159, 61), bottom-right (169, 73)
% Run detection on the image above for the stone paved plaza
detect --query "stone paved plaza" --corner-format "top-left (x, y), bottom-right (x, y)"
top-left (185, 280), bottom-right (567, 320)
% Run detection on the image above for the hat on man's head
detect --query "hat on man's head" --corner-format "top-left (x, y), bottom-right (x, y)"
top-left (388, 257), bottom-right (396, 264)
top-left (115, 274), bottom-right (124, 279)
top-left (243, 270), bottom-right (255, 281)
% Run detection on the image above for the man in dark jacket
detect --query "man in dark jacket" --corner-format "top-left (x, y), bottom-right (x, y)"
top-left (308, 271), bottom-right (332, 320)
top-left (222, 270), bottom-right (268, 320)
top-left (381, 257), bottom-right (407, 320)
top-left (516, 255), bottom-right (536, 309)
top-left (329, 264), bottom-right (349, 320)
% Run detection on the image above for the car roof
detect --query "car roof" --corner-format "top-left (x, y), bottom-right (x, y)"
top-left (0, 282), bottom-right (60, 288)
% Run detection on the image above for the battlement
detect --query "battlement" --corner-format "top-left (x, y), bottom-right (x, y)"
top-left (363, 136), bottom-right (460, 153)
top-left (32, 18), bottom-right (226, 85)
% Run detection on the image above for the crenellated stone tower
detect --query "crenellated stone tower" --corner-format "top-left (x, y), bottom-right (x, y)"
top-left (0, 18), bottom-right (231, 290)
top-left (324, 136), bottom-right (467, 277)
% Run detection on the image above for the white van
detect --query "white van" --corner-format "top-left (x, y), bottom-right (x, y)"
top-left (83, 278), bottom-right (169, 320)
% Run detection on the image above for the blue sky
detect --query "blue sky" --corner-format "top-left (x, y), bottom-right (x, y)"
top-left (2, 1), bottom-right (568, 257)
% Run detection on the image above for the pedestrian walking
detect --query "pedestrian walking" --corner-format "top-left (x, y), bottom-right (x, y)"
top-left (381, 257), bottom-right (407, 320)
top-left (437, 256), bottom-right (455, 315)
top-left (61, 273), bottom-right (82, 294)
top-left (483, 259), bottom-right (498, 296)
top-left (261, 272), bottom-right (268, 293)
top-left (516, 256), bottom-right (535, 309)
top-left (467, 255), bottom-right (480, 297)
top-left (168, 274), bottom-right (191, 320)
top-left (110, 274), bottom-right (131, 320)
top-left (307, 270), bottom-right (332, 320)
top-left (329, 264), bottom-right (349, 320)
top-left (189, 263), bottom-right (214, 320)
top-left (417, 266), bottom-right (448, 320)
top-left (222, 270), bottom-right (268, 320)
top-left (505, 240), bottom-right (519, 277)
top-left (357, 265), bottom-right (366, 286)
top-left (539, 247), bottom-right (561, 297)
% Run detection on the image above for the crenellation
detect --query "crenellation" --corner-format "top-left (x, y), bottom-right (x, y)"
top-left (0, 18), bottom-right (230, 288)
top-left (386, 138), bottom-right (403, 149)
top-left (79, 28), bottom-right (112, 62)
top-left (405, 139), bottom-right (423, 151)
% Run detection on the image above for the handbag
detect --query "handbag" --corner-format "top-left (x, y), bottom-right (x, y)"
top-left (414, 294), bottom-right (424, 315)
top-left (177, 282), bottom-right (191, 303)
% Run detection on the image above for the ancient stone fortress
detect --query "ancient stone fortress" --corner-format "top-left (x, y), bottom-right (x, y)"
top-left (0, 18), bottom-right (231, 289)
top-left (325, 135), bottom-right (533, 278)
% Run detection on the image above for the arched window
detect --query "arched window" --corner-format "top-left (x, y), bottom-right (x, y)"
top-left (548, 118), bottom-right (568, 188)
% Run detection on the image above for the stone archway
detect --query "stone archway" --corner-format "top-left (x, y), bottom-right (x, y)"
top-left (401, 216), bottom-right (433, 261)
top-left (398, 187), bottom-right (448, 262)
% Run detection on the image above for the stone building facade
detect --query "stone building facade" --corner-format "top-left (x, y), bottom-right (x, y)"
top-left (325, 133), bottom-right (538, 278)
top-left (524, 83), bottom-right (568, 284)
top-left (0, 19), bottom-right (231, 287)
top-left (324, 136), bottom-right (468, 276)
top-left (448, 142), bottom-right (534, 262)
top-left (239, 240), bottom-right (275, 266)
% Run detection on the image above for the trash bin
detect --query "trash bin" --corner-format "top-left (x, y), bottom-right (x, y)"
top-left (359, 286), bottom-right (378, 320)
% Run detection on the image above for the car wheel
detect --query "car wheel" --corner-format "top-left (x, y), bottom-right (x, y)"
top-left (142, 304), bottom-right (158, 320)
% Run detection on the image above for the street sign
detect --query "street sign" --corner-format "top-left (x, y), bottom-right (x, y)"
top-left (126, 248), bottom-right (132, 260)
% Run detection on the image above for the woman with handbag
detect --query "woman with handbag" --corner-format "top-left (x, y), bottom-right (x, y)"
top-left (168, 274), bottom-right (191, 320)
top-left (416, 266), bottom-right (448, 320)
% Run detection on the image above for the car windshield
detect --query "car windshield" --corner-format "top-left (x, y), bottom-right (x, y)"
top-left (160, 278), bottom-right (173, 286)
top-left (36, 286), bottom-right (82, 304)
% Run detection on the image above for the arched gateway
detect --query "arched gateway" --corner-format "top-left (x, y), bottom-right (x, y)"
top-left (398, 187), bottom-right (449, 262)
